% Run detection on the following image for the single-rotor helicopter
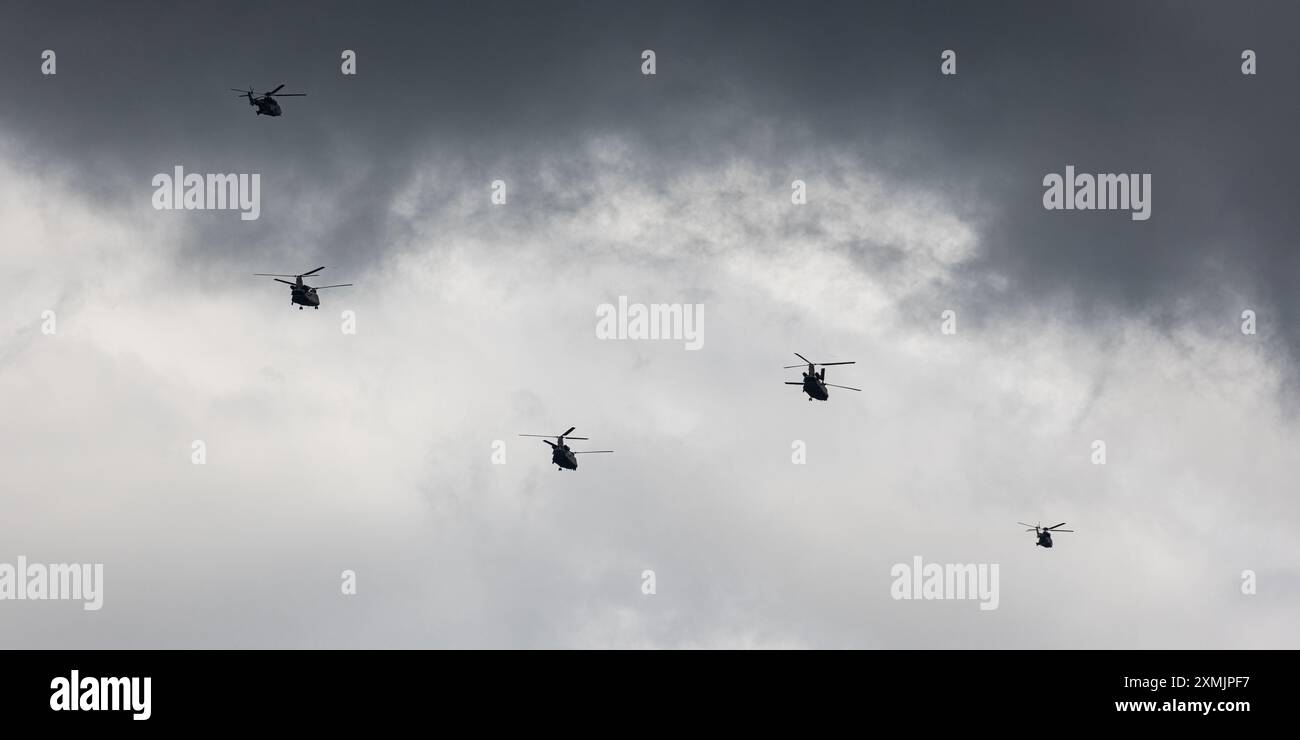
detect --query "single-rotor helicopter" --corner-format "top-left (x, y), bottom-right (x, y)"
top-left (1019, 522), bottom-right (1074, 548)
top-left (231, 84), bottom-right (306, 116)
top-left (784, 353), bottom-right (861, 401)
top-left (518, 427), bottom-right (613, 471)
top-left (253, 266), bottom-right (352, 310)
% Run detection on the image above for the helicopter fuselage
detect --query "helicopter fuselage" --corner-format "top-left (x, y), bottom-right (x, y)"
top-left (290, 285), bottom-right (320, 308)
top-left (552, 446), bottom-right (578, 470)
top-left (252, 97), bottom-right (282, 116)
top-left (1036, 531), bottom-right (1053, 548)
top-left (802, 374), bottom-right (830, 401)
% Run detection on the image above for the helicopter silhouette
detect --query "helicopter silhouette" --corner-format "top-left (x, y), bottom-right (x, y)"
top-left (784, 353), bottom-right (861, 401)
top-left (518, 427), bottom-right (612, 471)
top-left (253, 266), bottom-right (352, 310)
top-left (231, 84), bottom-right (306, 116)
top-left (1019, 522), bottom-right (1074, 548)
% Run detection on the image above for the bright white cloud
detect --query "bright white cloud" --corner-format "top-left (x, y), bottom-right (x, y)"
top-left (1, 142), bottom-right (1295, 649)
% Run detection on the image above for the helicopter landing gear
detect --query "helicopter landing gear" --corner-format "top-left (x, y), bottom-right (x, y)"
top-left (314, 306), bottom-right (319, 310)
top-left (299, 306), bottom-right (303, 310)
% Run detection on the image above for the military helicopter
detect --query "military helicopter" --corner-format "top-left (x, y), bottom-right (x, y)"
top-left (784, 353), bottom-right (861, 401)
top-left (518, 427), bottom-right (613, 471)
top-left (231, 84), bottom-right (306, 116)
top-left (1019, 522), bottom-right (1074, 548)
top-left (253, 266), bottom-right (352, 310)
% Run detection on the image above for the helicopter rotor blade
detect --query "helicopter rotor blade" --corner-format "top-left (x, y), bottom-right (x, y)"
top-left (519, 434), bottom-right (589, 441)
top-left (794, 352), bottom-right (812, 365)
top-left (784, 360), bottom-right (856, 368)
top-left (573, 451), bottom-right (614, 454)
top-left (561, 426), bottom-right (577, 438)
top-left (1051, 529), bottom-right (1074, 533)
top-left (784, 382), bottom-right (803, 385)
top-left (824, 384), bottom-right (862, 391)
top-left (265, 84), bottom-right (285, 96)
top-left (273, 93), bottom-right (307, 97)
top-left (253, 273), bottom-right (301, 277)
top-left (300, 266), bottom-right (327, 277)
top-left (272, 279), bottom-right (296, 286)
top-left (1016, 522), bottom-right (1036, 528)
top-left (312, 284), bottom-right (353, 289)
top-left (1047, 523), bottom-right (1068, 530)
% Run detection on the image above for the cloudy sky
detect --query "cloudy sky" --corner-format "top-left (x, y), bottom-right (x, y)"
top-left (1, 1), bottom-right (1297, 648)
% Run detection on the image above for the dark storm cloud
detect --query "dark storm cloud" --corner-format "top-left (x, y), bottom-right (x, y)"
top-left (3, 1), bottom-right (1298, 363)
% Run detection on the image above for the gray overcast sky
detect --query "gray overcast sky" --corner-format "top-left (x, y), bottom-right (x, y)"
top-left (0, 1), bottom-right (1297, 648)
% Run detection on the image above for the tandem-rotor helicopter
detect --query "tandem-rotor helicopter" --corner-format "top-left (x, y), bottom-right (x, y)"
top-left (518, 427), bottom-right (613, 471)
top-left (231, 84), bottom-right (306, 116)
top-left (253, 266), bottom-right (352, 309)
top-left (1019, 522), bottom-right (1074, 548)
top-left (785, 353), bottom-right (861, 401)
